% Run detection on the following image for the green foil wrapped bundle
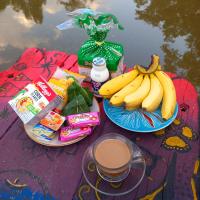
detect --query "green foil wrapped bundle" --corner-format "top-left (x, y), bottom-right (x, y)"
top-left (57, 9), bottom-right (124, 74)
top-left (75, 13), bottom-right (124, 72)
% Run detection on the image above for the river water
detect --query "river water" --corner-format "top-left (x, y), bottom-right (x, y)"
top-left (0, 0), bottom-right (199, 93)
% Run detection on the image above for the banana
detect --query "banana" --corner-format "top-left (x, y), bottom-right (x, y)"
top-left (155, 71), bottom-right (176, 120)
top-left (124, 75), bottom-right (151, 110)
top-left (136, 54), bottom-right (160, 74)
top-left (110, 74), bottom-right (144, 106)
top-left (157, 65), bottom-right (162, 70)
top-left (103, 94), bottom-right (113, 99)
top-left (99, 69), bottom-right (139, 96)
top-left (142, 74), bottom-right (163, 112)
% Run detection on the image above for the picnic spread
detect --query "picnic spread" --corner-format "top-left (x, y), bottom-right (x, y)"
top-left (0, 9), bottom-right (199, 200)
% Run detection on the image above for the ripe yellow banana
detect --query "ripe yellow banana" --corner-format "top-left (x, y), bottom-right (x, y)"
top-left (155, 71), bottom-right (176, 120)
top-left (124, 75), bottom-right (151, 110)
top-left (99, 69), bottom-right (139, 96)
top-left (103, 94), bottom-right (113, 99)
top-left (136, 54), bottom-right (160, 74)
top-left (157, 65), bottom-right (162, 70)
top-left (110, 74), bottom-right (144, 106)
top-left (142, 74), bottom-right (163, 112)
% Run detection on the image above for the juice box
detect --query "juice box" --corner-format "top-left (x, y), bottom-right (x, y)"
top-left (40, 111), bottom-right (65, 131)
top-left (8, 76), bottom-right (61, 125)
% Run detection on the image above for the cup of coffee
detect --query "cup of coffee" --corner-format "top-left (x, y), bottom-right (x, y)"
top-left (92, 133), bottom-right (142, 182)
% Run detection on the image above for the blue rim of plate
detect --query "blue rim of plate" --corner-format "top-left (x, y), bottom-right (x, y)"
top-left (103, 99), bottom-right (178, 133)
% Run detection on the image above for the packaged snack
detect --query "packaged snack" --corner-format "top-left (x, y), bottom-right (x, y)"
top-left (48, 77), bottom-right (74, 112)
top-left (48, 67), bottom-right (87, 112)
top-left (64, 70), bottom-right (86, 83)
top-left (40, 111), bottom-right (65, 131)
top-left (48, 77), bottom-right (73, 99)
top-left (59, 126), bottom-right (92, 142)
top-left (32, 124), bottom-right (56, 141)
top-left (8, 76), bottom-right (61, 125)
top-left (67, 112), bottom-right (100, 127)
top-left (50, 67), bottom-right (85, 84)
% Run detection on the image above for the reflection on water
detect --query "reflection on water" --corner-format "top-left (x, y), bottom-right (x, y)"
top-left (0, 0), bottom-right (94, 71)
top-left (135, 0), bottom-right (200, 93)
top-left (0, 0), bottom-right (46, 23)
top-left (59, 0), bottom-right (96, 11)
top-left (0, 0), bottom-right (199, 93)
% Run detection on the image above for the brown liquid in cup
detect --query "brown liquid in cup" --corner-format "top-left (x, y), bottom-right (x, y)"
top-left (94, 139), bottom-right (131, 169)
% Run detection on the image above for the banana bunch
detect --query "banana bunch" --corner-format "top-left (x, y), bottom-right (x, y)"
top-left (99, 55), bottom-right (176, 120)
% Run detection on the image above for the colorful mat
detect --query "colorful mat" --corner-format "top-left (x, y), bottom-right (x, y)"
top-left (0, 48), bottom-right (199, 200)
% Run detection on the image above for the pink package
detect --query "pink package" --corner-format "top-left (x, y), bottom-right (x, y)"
top-left (59, 126), bottom-right (92, 142)
top-left (66, 112), bottom-right (100, 128)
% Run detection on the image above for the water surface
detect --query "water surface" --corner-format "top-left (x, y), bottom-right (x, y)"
top-left (0, 0), bottom-right (199, 93)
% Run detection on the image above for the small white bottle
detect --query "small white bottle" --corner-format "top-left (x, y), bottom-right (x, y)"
top-left (91, 57), bottom-right (109, 97)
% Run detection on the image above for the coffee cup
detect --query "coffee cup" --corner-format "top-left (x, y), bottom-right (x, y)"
top-left (92, 133), bottom-right (143, 182)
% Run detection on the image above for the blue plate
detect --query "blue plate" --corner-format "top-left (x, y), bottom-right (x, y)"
top-left (103, 99), bottom-right (178, 133)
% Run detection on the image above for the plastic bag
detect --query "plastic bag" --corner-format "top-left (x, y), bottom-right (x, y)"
top-left (56, 8), bottom-right (102, 30)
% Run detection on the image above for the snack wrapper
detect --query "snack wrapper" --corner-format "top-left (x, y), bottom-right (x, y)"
top-left (8, 76), bottom-right (61, 125)
top-left (50, 67), bottom-right (85, 84)
top-left (48, 78), bottom-right (71, 99)
top-left (66, 112), bottom-right (100, 127)
top-left (64, 70), bottom-right (86, 83)
top-left (32, 124), bottom-right (56, 141)
top-left (48, 67), bottom-right (86, 112)
top-left (40, 111), bottom-right (65, 131)
top-left (48, 77), bottom-right (73, 112)
top-left (59, 126), bottom-right (91, 142)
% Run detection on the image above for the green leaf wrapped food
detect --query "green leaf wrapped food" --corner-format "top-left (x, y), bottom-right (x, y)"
top-left (68, 81), bottom-right (93, 106)
top-left (61, 79), bottom-right (93, 116)
top-left (61, 94), bottom-right (90, 116)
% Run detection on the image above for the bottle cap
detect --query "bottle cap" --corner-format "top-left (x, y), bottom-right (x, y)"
top-left (92, 57), bottom-right (106, 67)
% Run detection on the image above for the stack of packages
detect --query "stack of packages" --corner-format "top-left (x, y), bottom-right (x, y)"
top-left (57, 8), bottom-right (124, 80)
top-left (8, 68), bottom-right (100, 143)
